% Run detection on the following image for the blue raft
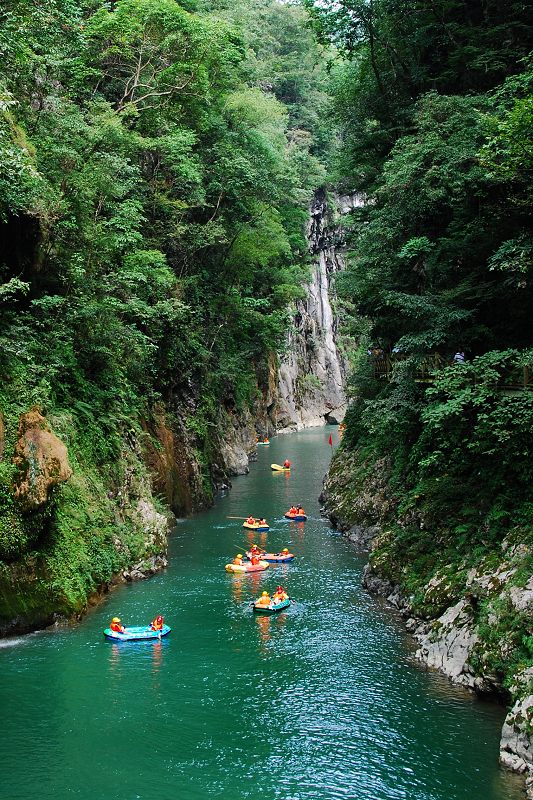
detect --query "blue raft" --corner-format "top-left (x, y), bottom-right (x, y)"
top-left (103, 624), bottom-right (171, 642)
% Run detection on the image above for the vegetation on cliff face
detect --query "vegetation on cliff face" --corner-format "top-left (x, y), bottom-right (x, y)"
top-left (0, 0), bottom-right (330, 629)
top-left (308, 0), bottom-right (533, 697)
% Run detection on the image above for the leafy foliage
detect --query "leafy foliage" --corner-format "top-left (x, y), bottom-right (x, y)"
top-left (0, 0), bottom-right (329, 621)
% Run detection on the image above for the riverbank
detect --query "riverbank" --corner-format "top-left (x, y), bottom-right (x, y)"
top-left (321, 446), bottom-right (533, 796)
top-left (0, 428), bottom-right (522, 800)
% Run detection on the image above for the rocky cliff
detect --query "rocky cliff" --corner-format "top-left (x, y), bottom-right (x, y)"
top-left (0, 405), bottom-right (171, 635)
top-left (276, 190), bottom-right (354, 430)
top-left (320, 449), bottom-right (533, 796)
top-left (0, 191), bottom-right (349, 634)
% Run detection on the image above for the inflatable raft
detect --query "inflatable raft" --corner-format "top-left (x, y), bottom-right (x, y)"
top-left (242, 521), bottom-right (270, 531)
top-left (257, 441), bottom-right (270, 445)
top-left (103, 624), bottom-right (171, 642)
top-left (284, 512), bottom-right (307, 521)
top-left (253, 597), bottom-right (291, 614)
top-left (246, 551), bottom-right (295, 563)
top-left (225, 560), bottom-right (269, 574)
top-left (271, 463), bottom-right (290, 472)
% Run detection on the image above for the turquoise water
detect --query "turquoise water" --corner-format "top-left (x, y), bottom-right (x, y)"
top-left (0, 429), bottom-right (523, 800)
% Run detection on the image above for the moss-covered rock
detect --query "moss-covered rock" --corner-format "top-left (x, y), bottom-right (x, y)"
top-left (324, 444), bottom-right (533, 785)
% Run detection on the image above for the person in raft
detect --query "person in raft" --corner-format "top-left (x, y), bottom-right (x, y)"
top-left (256, 591), bottom-right (271, 607)
top-left (288, 505), bottom-right (297, 515)
top-left (258, 517), bottom-right (267, 526)
top-left (273, 585), bottom-right (288, 603)
top-left (110, 617), bottom-right (126, 633)
top-left (250, 543), bottom-right (264, 557)
top-left (276, 547), bottom-right (290, 557)
top-left (151, 615), bottom-right (164, 631)
top-left (246, 516), bottom-right (255, 525)
top-left (283, 459), bottom-right (291, 469)
top-left (296, 505), bottom-right (305, 515)
top-left (233, 554), bottom-right (244, 565)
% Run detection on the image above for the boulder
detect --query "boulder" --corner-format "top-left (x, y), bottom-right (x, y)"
top-left (123, 554), bottom-right (168, 582)
top-left (13, 408), bottom-right (72, 510)
top-left (500, 674), bottom-right (533, 781)
top-left (325, 406), bottom-right (347, 425)
top-left (345, 524), bottom-right (380, 550)
top-left (509, 577), bottom-right (533, 613)
top-left (414, 598), bottom-right (480, 688)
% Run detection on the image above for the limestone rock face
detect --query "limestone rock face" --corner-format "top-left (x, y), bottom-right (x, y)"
top-left (216, 412), bottom-right (255, 476)
top-left (500, 670), bottom-right (533, 787)
top-left (142, 408), bottom-right (208, 516)
top-left (510, 577), bottom-right (533, 613)
top-left (414, 599), bottom-right (480, 687)
top-left (13, 408), bottom-right (72, 509)
top-left (276, 190), bottom-right (349, 430)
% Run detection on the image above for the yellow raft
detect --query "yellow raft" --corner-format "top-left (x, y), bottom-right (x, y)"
top-left (243, 521), bottom-right (269, 531)
top-left (225, 560), bottom-right (269, 574)
top-left (271, 463), bottom-right (290, 472)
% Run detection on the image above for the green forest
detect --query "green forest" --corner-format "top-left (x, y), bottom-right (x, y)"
top-left (0, 0), bottom-right (330, 626)
top-left (0, 0), bottom-right (532, 701)
top-left (308, 0), bottom-right (533, 699)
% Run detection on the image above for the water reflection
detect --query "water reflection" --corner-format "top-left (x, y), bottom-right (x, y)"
top-left (255, 610), bottom-right (287, 649)
top-left (107, 638), bottom-right (166, 676)
top-left (255, 613), bottom-right (271, 645)
top-left (230, 576), bottom-right (244, 604)
top-left (151, 640), bottom-right (163, 674)
top-left (109, 642), bottom-right (121, 670)
top-left (247, 570), bottom-right (264, 596)
top-left (271, 470), bottom-right (291, 481)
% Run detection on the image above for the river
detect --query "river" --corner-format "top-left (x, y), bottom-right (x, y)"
top-left (0, 429), bottom-right (524, 800)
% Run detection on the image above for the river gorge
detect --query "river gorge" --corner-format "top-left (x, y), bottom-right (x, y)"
top-left (0, 430), bottom-right (524, 800)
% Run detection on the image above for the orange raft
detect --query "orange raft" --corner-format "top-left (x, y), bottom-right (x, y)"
top-left (225, 560), bottom-right (269, 574)
top-left (284, 511), bottom-right (307, 521)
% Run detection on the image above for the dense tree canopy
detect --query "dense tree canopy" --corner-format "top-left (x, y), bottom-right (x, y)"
top-left (0, 0), bottom-right (329, 429)
top-left (0, 0), bottom-right (333, 584)
top-left (306, 0), bottom-right (532, 541)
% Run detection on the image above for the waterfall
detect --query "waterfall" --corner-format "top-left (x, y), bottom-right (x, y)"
top-left (276, 189), bottom-right (358, 430)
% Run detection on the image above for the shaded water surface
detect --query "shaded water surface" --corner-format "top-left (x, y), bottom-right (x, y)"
top-left (0, 429), bottom-right (523, 799)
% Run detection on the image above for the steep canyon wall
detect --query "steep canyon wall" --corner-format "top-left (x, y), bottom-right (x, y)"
top-left (276, 191), bottom-right (355, 430)
top-left (0, 192), bottom-right (348, 634)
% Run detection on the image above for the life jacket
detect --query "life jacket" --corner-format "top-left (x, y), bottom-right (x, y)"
top-left (152, 618), bottom-right (163, 631)
top-left (257, 595), bottom-right (270, 606)
top-left (251, 556), bottom-right (259, 565)
top-left (110, 622), bottom-right (124, 633)
top-left (247, 517), bottom-right (255, 525)
top-left (233, 557), bottom-right (243, 565)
